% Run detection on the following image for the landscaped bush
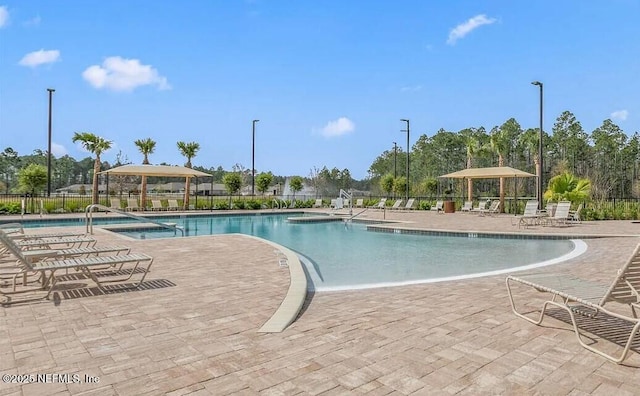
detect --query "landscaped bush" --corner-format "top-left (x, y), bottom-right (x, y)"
top-left (0, 202), bottom-right (21, 214)
top-left (418, 201), bottom-right (431, 210)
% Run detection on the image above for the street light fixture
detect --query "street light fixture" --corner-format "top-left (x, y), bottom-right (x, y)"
top-left (251, 119), bottom-right (259, 196)
top-left (400, 119), bottom-right (410, 201)
top-left (531, 81), bottom-right (543, 210)
top-left (46, 88), bottom-right (55, 197)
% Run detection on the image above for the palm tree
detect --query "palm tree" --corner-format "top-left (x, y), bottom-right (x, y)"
top-left (134, 138), bottom-right (156, 210)
top-left (72, 132), bottom-right (112, 204)
top-left (490, 127), bottom-right (510, 212)
top-left (177, 141), bottom-right (200, 209)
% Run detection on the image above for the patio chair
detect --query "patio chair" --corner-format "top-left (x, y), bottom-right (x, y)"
top-left (329, 198), bottom-right (337, 209)
top-left (513, 200), bottom-right (541, 228)
top-left (110, 198), bottom-right (122, 210)
top-left (368, 198), bottom-right (387, 209)
top-left (430, 200), bottom-right (444, 213)
top-left (355, 198), bottom-right (364, 208)
top-left (479, 200), bottom-right (500, 216)
top-left (151, 200), bottom-right (165, 211)
top-left (506, 243), bottom-right (640, 363)
top-left (471, 200), bottom-right (490, 214)
top-left (126, 198), bottom-right (141, 212)
top-left (541, 201), bottom-right (571, 226)
top-left (400, 198), bottom-right (415, 210)
top-left (389, 199), bottom-right (403, 210)
top-left (460, 201), bottom-right (473, 212)
top-left (167, 199), bottom-right (180, 211)
top-left (568, 203), bottom-right (583, 224)
top-left (313, 199), bottom-right (323, 208)
top-left (0, 230), bottom-right (153, 304)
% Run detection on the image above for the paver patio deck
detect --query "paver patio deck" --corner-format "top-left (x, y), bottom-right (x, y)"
top-left (1, 209), bottom-right (640, 395)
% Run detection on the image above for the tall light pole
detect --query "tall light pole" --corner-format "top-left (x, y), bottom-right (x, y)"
top-left (251, 119), bottom-right (259, 196)
top-left (46, 88), bottom-right (55, 197)
top-left (393, 142), bottom-right (397, 179)
top-left (531, 81), bottom-right (543, 210)
top-left (400, 119), bottom-right (410, 201)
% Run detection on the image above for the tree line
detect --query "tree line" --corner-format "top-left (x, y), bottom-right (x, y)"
top-left (2, 110), bottom-right (638, 203)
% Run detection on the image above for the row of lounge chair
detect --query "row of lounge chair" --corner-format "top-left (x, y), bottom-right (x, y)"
top-left (512, 200), bottom-right (582, 228)
top-left (110, 198), bottom-right (182, 212)
top-left (0, 224), bottom-right (153, 305)
top-left (367, 198), bottom-right (415, 210)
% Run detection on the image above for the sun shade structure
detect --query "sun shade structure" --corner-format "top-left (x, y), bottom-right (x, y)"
top-left (440, 166), bottom-right (537, 209)
top-left (440, 166), bottom-right (536, 179)
top-left (99, 165), bottom-right (212, 211)
top-left (99, 164), bottom-right (211, 178)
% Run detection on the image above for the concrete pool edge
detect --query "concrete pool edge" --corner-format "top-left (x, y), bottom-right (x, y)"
top-left (236, 234), bottom-right (308, 333)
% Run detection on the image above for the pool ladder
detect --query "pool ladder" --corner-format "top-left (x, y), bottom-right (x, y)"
top-left (84, 204), bottom-right (184, 236)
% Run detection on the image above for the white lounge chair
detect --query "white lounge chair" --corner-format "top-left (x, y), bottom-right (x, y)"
top-left (430, 201), bottom-right (443, 213)
top-left (151, 200), bottom-right (165, 211)
top-left (313, 199), bottom-right (323, 208)
top-left (369, 198), bottom-right (387, 209)
top-left (506, 243), bottom-right (640, 363)
top-left (0, 229), bottom-right (153, 304)
top-left (355, 198), bottom-right (364, 208)
top-left (471, 200), bottom-right (490, 214)
top-left (389, 199), bottom-right (403, 210)
top-left (568, 203), bottom-right (583, 224)
top-left (541, 201), bottom-right (571, 226)
top-left (460, 201), bottom-right (473, 212)
top-left (400, 198), bottom-right (415, 210)
top-left (110, 198), bottom-right (122, 210)
top-left (513, 200), bottom-right (542, 228)
top-left (167, 199), bottom-right (180, 211)
top-left (126, 198), bottom-right (141, 212)
top-left (479, 201), bottom-right (500, 216)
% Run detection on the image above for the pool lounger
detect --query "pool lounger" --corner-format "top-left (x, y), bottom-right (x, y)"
top-left (506, 242), bottom-right (640, 364)
top-left (0, 230), bottom-right (153, 304)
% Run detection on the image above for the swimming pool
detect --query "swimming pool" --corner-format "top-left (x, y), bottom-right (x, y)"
top-left (62, 213), bottom-right (583, 291)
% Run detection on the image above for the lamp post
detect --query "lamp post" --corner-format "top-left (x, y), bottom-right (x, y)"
top-left (531, 81), bottom-right (543, 210)
top-left (393, 141), bottom-right (397, 179)
top-left (46, 88), bottom-right (55, 197)
top-left (400, 119), bottom-right (410, 201)
top-left (251, 119), bottom-right (259, 196)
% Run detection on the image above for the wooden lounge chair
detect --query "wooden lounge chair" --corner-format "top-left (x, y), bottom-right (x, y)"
top-left (151, 200), bottom-right (165, 211)
top-left (167, 199), bottom-right (180, 211)
top-left (0, 230), bottom-right (153, 304)
top-left (506, 243), bottom-right (640, 363)
top-left (460, 201), bottom-right (473, 212)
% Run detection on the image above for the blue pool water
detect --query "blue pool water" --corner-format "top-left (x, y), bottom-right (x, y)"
top-left (14, 214), bottom-right (582, 291)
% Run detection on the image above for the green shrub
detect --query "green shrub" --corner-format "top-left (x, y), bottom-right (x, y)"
top-left (214, 200), bottom-right (229, 210)
top-left (418, 201), bottom-right (430, 210)
top-left (0, 202), bottom-right (21, 214)
top-left (232, 199), bottom-right (245, 210)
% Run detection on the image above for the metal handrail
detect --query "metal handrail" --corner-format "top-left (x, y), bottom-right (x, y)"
top-left (84, 204), bottom-right (184, 236)
top-left (345, 208), bottom-right (368, 222)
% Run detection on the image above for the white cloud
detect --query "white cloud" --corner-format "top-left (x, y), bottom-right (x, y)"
top-left (0, 6), bottom-right (9, 28)
top-left (611, 110), bottom-right (628, 121)
top-left (447, 14), bottom-right (497, 45)
top-left (317, 117), bottom-right (355, 138)
top-left (82, 56), bottom-right (171, 92)
top-left (401, 85), bottom-right (422, 92)
top-left (18, 49), bottom-right (60, 67)
top-left (51, 142), bottom-right (68, 157)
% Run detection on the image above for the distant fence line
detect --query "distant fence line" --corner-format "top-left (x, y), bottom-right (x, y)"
top-left (0, 193), bottom-right (636, 215)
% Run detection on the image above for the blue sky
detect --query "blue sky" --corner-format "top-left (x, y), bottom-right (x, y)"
top-left (1, 1), bottom-right (639, 179)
